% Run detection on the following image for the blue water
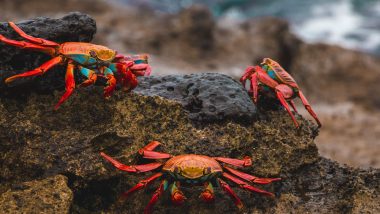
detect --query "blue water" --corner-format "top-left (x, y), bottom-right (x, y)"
top-left (119, 0), bottom-right (380, 55)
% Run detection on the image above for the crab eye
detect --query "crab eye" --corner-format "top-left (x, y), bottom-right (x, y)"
top-left (89, 50), bottom-right (97, 57)
top-left (174, 166), bottom-right (181, 174)
top-left (203, 167), bottom-right (211, 175)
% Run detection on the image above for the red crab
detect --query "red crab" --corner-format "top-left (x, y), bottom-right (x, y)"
top-left (240, 58), bottom-right (321, 128)
top-left (0, 22), bottom-right (151, 109)
top-left (100, 141), bottom-right (281, 214)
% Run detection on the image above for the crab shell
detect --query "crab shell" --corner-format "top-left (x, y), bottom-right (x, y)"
top-left (163, 154), bottom-right (223, 183)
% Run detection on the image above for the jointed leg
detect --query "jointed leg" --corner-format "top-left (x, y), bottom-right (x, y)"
top-left (214, 156), bottom-right (252, 168)
top-left (250, 73), bottom-right (259, 103)
top-left (8, 22), bottom-right (59, 47)
top-left (218, 178), bottom-right (243, 209)
top-left (100, 152), bottom-right (162, 173)
top-left (223, 172), bottom-right (275, 197)
top-left (0, 34), bottom-right (55, 55)
top-left (78, 66), bottom-right (97, 87)
top-left (170, 182), bottom-right (186, 205)
top-left (144, 179), bottom-right (168, 214)
top-left (224, 166), bottom-right (281, 184)
top-left (289, 100), bottom-right (298, 113)
top-left (122, 173), bottom-right (163, 198)
top-left (275, 89), bottom-right (299, 128)
top-left (298, 91), bottom-right (322, 127)
top-left (138, 141), bottom-right (172, 159)
top-left (5, 56), bottom-right (62, 84)
top-left (54, 61), bottom-right (76, 109)
top-left (200, 182), bottom-right (215, 203)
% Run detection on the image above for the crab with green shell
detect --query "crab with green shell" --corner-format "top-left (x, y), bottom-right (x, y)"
top-left (100, 141), bottom-right (281, 214)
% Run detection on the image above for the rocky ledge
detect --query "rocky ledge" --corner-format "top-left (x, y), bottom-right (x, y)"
top-left (0, 13), bottom-right (379, 214)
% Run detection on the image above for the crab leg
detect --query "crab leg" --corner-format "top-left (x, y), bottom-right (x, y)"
top-left (170, 181), bottom-right (186, 205)
top-left (54, 61), bottom-right (76, 109)
top-left (214, 156), bottom-right (252, 167)
top-left (144, 179), bottom-right (168, 214)
top-left (122, 69), bottom-right (138, 92)
top-left (218, 178), bottom-right (243, 209)
top-left (8, 22), bottom-right (59, 47)
top-left (224, 166), bottom-right (281, 184)
top-left (200, 182), bottom-right (215, 203)
top-left (275, 89), bottom-right (299, 128)
top-left (78, 66), bottom-right (97, 87)
top-left (5, 56), bottom-right (62, 84)
top-left (131, 63), bottom-right (151, 76)
top-left (100, 152), bottom-right (162, 173)
top-left (289, 100), bottom-right (298, 113)
top-left (122, 172), bottom-right (163, 198)
top-left (222, 172), bottom-right (275, 197)
top-left (0, 34), bottom-right (55, 55)
top-left (239, 66), bottom-right (255, 84)
top-left (138, 141), bottom-right (172, 159)
top-left (298, 91), bottom-right (322, 127)
top-left (250, 73), bottom-right (259, 103)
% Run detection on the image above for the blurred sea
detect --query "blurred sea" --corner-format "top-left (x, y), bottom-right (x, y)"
top-left (119, 0), bottom-right (380, 55)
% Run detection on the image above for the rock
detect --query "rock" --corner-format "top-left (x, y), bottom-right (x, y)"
top-left (0, 12), bottom-right (96, 91)
top-left (0, 12), bottom-right (379, 214)
top-left (291, 43), bottom-right (380, 109)
top-left (135, 73), bottom-right (256, 122)
top-left (0, 175), bottom-right (73, 213)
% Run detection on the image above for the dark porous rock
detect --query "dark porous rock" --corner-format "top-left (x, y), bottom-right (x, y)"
top-left (0, 175), bottom-right (72, 213)
top-left (135, 73), bottom-right (256, 122)
top-left (0, 12), bottom-right (96, 92)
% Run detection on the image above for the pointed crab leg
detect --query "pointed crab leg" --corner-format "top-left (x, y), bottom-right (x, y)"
top-left (144, 179), bottom-right (168, 214)
top-left (218, 178), bottom-right (243, 209)
top-left (8, 22), bottom-right (59, 47)
top-left (275, 89), bottom-right (299, 128)
top-left (250, 73), bottom-right (259, 103)
top-left (100, 152), bottom-right (162, 173)
top-left (222, 172), bottom-right (275, 197)
top-left (122, 172), bottom-right (163, 198)
top-left (239, 66), bottom-right (255, 85)
top-left (214, 156), bottom-right (252, 167)
top-left (5, 56), bottom-right (62, 84)
top-left (289, 100), bottom-right (298, 113)
top-left (54, 61), bottom-right (76, 109)
top-left (224, 166), bottom-right (281, 184)
top-left (298, 91), bottom-right (322, 127)
top-left (0, 34), bottom-right (56, 55)
top-left (138, 141), bottom-right (172, 159)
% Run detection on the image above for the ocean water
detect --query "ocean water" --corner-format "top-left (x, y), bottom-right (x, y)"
top-left (119, 0), bottom-right (380, 55)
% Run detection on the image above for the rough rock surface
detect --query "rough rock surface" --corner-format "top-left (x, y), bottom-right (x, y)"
top-left (135, 73), bottom-right (256, 122)
top-left (0, 13), bottom-right (379, 214)
top-left (0, 12), bottom-right (96, 91)
top-left (0, 175), bottom-right (73, 213)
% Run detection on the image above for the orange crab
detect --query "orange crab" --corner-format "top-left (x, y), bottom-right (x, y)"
top-left (100, 141), bottom-right (281, 214)
top-left (0, 22), bottom-right (151, 109)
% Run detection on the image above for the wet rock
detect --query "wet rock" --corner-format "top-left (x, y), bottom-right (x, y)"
top-left (135, 73), bottom-right (256, 122)
top-left (0, 12), bottom-right (96, 91)
top-left (0, 175), bottom-right (72, 213)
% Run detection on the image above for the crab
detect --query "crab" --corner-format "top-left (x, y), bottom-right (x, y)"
top-left (100, 141), bottom-right (281, 214)
top-left (240, 58), bottom-right (321, 128)
top-left (0, 22), bottom-right (151, 109)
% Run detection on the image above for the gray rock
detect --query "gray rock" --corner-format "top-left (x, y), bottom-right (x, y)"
top-left (136, 73), bottom-right (257, 122)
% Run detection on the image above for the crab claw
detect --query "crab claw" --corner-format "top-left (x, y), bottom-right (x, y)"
top-left (171, 191), bottom-right (186, 205)
top-left (200, 190), bottom-right (214, 203)
top-left (104, 74), bottom-right (117, 98)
